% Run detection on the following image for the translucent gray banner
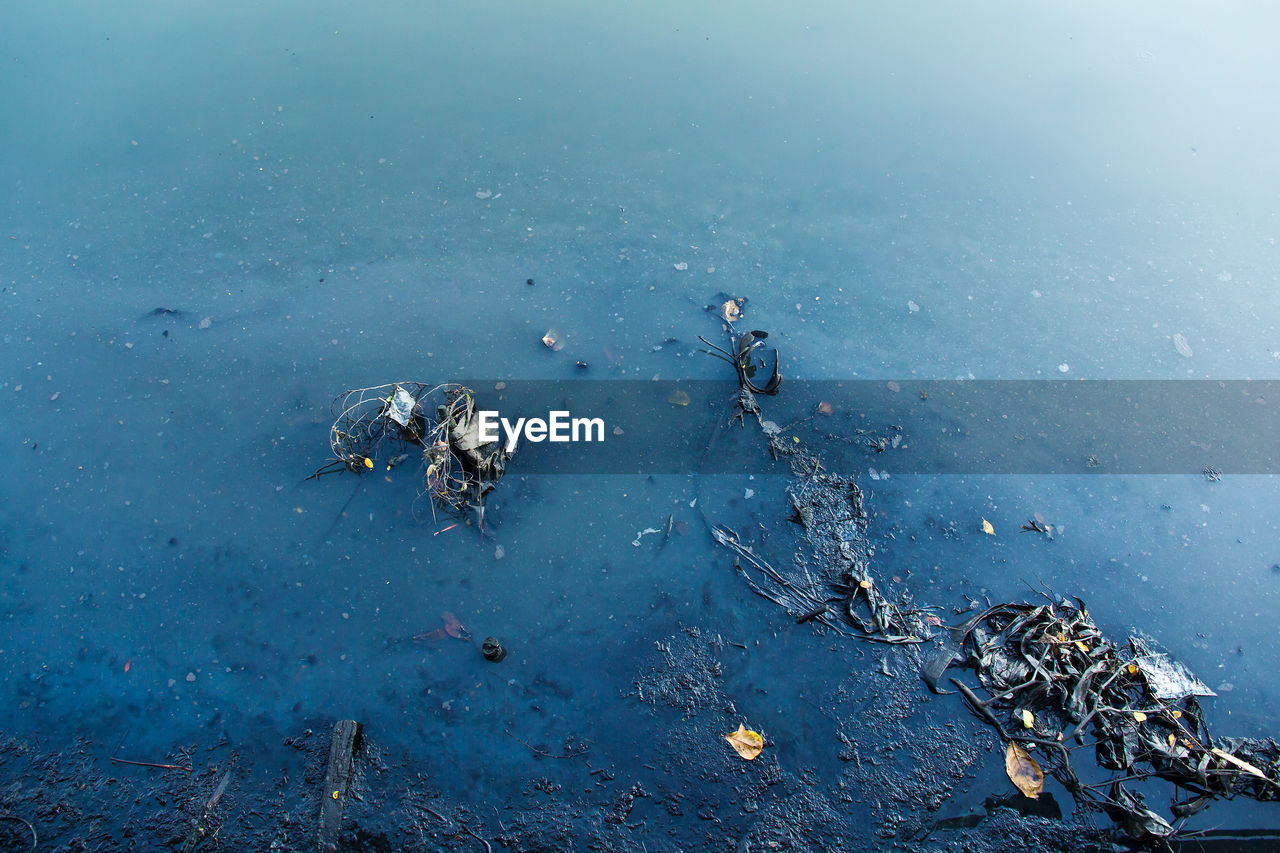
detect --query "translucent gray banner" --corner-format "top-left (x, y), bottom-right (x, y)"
top-left (448, 380), bottom-right (1278, 475)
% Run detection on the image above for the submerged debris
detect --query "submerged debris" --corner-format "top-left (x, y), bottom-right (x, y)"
top-left (935, 598), bottom-right (1279, 840)
top-left (310, 382), bottom-right (510, 526)
top-left (699, 302), bottom-right (1280, 843)
top-left (698, 325), bottom-right (781, 398)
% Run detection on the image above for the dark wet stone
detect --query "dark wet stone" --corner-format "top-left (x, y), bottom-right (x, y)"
top-left (482, 636), bottom-right (507, 662)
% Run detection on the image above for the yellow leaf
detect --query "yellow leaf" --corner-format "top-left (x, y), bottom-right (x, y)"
top-left (725, 724), bottom-right (764, 760)
top-left (1020, 709), bottom-right (1034, 728)
top-left (1005, 742), bottom-right (1044, 799)
top-left (1171, 710), bottom-right (1182, 719)
top-left (1133, 711), bottom-right (1147, 723)
top-left (858, 579), bottom-right (873, 589)
top-left (668, 390), bottom-right (691, 407)
top-left (981, 518), bottom-right (995, 535)
top-left (1074, 640), bottom-right (1089, 652)
top-left (1211, 747), bottom-right (1269, 780)
top-left (363, 457), bottom-right (374, 469)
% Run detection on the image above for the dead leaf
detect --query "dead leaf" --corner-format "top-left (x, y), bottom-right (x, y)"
top-left (886, 381), bottom-right (900, 393)
top-left (725, 724), bottom-right (764, 760)
top-left (1005, 742), bottom-right (1044, 799)
top-left (981, 518), bottom-right (995, 535)
top-left (923, 614), bottom-right (943, 627)
top-left (1211, 747), bottom-right (1269, 780)
top-left (668, 390), bottom-right (691, 406)
top-left (541, 330), bottom-right (563, 351)
top-left (720, 299), bottom-right (743, 322)
top-left (817, 401), bottom-right (833, 416)
top-left (441, 611), bottom-right (469, 640)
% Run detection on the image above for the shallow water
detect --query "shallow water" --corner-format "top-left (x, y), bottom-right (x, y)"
top-left (3, 1), bottom-right (1280, 846)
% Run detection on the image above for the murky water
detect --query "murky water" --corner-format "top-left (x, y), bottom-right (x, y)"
top-left (3, 1), bottom-right (1279, 846)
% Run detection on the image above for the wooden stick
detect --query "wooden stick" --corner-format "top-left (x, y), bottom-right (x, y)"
top-left (318, 720), bottom-right (362, 851)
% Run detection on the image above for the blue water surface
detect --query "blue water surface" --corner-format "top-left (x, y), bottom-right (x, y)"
top-left (3, 0), bottom-right (1280, 845)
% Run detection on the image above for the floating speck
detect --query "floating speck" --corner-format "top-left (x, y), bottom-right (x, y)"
top-left (673, 261), bottom-right (688, 271)
top-left (1173, 333), bottom-right (1193, 358)
top-left (1058, 363), bottom-right (1070, 373)
top-left (907, 300), bottom-right (920, 313)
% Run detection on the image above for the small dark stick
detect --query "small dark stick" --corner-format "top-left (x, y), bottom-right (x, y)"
top-left (795, 602), bottom-right (831, 624)
top-left (109, 756), bottom-right (192, 773)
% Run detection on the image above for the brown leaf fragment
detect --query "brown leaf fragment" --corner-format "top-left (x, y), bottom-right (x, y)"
top-left (441, 611), bottom-right (469, 640)
top-left (725, 724), bottom-right (764, 760)
top-left (1005, 742), bottom-right (1045, 799)
top-left (720, 299), bottom-right (744, 322)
